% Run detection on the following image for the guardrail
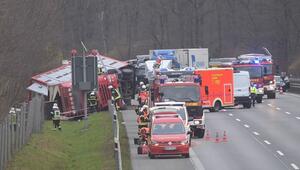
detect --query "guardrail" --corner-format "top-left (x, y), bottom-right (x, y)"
top-left (108, 100), bottom-right (122, 170)
top-left (290, 78), bottom-right (300, 89)
top-left (0, 95), bottom-right (44, 170)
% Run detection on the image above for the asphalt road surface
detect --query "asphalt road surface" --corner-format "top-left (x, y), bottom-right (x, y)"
top-left (122, 92), bottom-right (300, 170)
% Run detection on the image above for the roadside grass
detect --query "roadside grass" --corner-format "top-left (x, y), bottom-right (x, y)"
top-left (7, 112), bottom-right (117, 170)
top-left (118, 112), bottom-right (133, 170)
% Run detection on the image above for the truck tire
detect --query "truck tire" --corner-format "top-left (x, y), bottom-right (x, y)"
top-left (197, 129), bottom-right (205, 138)
top-left (210, 101), bottom-right (222, 112)
top-left (243, 103), bottom-right (251, 109)
top-left (256, 97), bottom-right (262, 103)
top-left (183, 153), bottom-right (190, 158)
top-left (148, 153), bottom-right (155, 159)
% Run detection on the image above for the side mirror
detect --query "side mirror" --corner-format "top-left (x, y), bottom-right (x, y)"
top-left (205, 86), bottom-right (209, 95)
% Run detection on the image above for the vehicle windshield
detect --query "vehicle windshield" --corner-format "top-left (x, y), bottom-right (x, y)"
top-left (152, 122), bottom-right (185, 135)
top-left (234, 66), bottom-right (263, 79)
top-left (153, 108), bottom-right (186, 121)
top-left (263, 64), bottom-right (272, 75)
top-left (160, 85), bottom-right (200, 102)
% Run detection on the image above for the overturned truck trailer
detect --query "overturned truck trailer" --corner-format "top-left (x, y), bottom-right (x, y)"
top-left (27, 52), bottom-right (128, 119)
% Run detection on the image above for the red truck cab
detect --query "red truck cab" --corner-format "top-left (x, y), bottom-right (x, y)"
top-left (151, 70), bottom-right (205, 138)
top-left (233, 61), bottom-right (264, 103)
top-left (148, 114), bottom-right (190, 159)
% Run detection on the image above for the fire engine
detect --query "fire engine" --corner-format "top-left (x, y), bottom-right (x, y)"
top-left (237, 54), bottom-right (275, 99)
top-left (232, 59), bottom-right (265, 103)
top-left (151, 68), bottom-right (205, 138)
top-left (193, 68), bottom-right (234, 111)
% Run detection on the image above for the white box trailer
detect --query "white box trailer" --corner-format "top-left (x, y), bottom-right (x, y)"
top-left (144, 60), bottom-right (172, 81)
top-left (176, 48), bottom-right (209, 69)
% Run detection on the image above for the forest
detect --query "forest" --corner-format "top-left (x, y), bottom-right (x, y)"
top-left (1, 0), bottom-right (300, 118)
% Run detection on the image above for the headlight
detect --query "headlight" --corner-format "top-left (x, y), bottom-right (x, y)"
top-left (270, 81), bottom-right (273, 84)
top-left (194, 120), bottom-right (200, 125)
top-left (258, 89), bottom-right (263, 93)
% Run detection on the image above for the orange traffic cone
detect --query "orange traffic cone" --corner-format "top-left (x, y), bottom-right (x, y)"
top-left (205, 130), bottom-right (210, 141)
top-left (222, 131), bottom-right (227, 142)
top-left (215, 132), bottom-right (220, 143)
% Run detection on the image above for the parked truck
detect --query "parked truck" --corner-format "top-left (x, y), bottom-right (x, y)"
top-left (149, 48), bottom-right (209, 69)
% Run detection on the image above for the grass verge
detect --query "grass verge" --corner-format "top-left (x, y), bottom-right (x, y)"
top-left (7, 112), bottom-right (117, 170)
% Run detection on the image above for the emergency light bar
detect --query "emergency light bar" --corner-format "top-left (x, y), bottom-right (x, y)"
top-left (238, 54), bottom-right (272, 62)
top-left (159, 70), bottom-right (194, 76)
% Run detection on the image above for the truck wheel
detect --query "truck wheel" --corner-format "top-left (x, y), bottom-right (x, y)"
top-left (256, 97), bottom-right (262, 103)
top-left (183, 153), bottom-right (190, 158)
top-left (197, 129), bottom-right (205, 138)
top-left (243, 103), bottom-right (251, 109)
top-left (211, 101), bottom-right (221, 112)
top-left (148, 153), bottom-right (155, 159)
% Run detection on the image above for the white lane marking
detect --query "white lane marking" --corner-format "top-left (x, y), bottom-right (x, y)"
top-left (189, 148), bottom-right (205, 170)
top-left (264, 140), bottom-right (271, 145)
top-left (276, 107), bottom-right (281, 110)
top-left (244, 124), bottom-right (250, 128)
top-left (253, 131), bottom-right (260, 136)
top-left (236, 118), bottom-right (241, 122)
top-left (228, 113), bottom-right (233, 116)
top-left (276, 150), bottom-right (284, 156)
top-left (268, 104), bottom-right (272, 107)
top-left (285, 112), bottom-right (291, 115)
top-left (296, 117), bottom-right (300, 120)
top-left (291, 163), bottom-right (299, 170)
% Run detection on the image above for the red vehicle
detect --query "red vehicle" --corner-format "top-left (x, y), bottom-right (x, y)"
top-left (148, 113), bottom-right (190, 158)
top-left (27, 50), bottom-right (125, 118)
top-left (193, 68), bottom-right (234, 112)
top-left (232, 59), bottom-right (265, 103)
top-left (238, 53), bottom-right (275, 99)
top-left (151, 70), bottom-right (205, 138)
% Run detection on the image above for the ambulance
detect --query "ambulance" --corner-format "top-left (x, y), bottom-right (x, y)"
top-left (193, 68), bottom-right (234, 112)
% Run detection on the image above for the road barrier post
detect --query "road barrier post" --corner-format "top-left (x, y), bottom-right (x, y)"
top-left (109, 100), bottom-right (123, 170)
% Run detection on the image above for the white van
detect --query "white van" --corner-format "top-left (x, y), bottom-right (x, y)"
top-left (234, 71), bottom-right (252, 108)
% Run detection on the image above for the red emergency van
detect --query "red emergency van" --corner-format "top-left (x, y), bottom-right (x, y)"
top-left (194, 68), bottom-right (234, 112)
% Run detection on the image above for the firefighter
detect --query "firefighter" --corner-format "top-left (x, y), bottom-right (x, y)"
top-left (137, 105), bottom-right (149, 128)
top-left (51, 103), bottom-right (62, 130)
top-left (138, 85), bottom-right (149, 106)
top-left (250, 83), bottom-right (258, 107)
top-left (153, 56), bottom-right (162, 69)
top-left (88, 91), bottom-right (97, 113)
top-left (98, 65), bottom-right (104, 75)
top-left (108, 85), bottom-right (122, 111)
top-left (9, 107), bottom-right (17, 130)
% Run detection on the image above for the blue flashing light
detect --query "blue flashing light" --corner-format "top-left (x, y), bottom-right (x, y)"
top-left (184, 67), bottom-right (195, 71)
top-left (254, 60), bottom-right (259, 64)
top-left (194, 77), bottom-right (201, 83)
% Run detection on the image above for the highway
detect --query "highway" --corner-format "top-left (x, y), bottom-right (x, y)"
top-left (122, 92), bottom-right (300, 170)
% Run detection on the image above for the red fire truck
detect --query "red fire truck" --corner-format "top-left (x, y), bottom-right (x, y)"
top-left (151, 69), bottom-right (205, 138)
top-left (232, 58), bottom-right (265, 103)
top-left (237, 54), bottom-right (275, 99)
top-left (193, 68), bottom-right (234, 112)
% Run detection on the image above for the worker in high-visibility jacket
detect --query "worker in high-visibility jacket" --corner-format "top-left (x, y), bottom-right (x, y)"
top-left (153, 56), bottom-right (162, 69)
top-left (51, 103), bottom-right (62, 130)
top-left (138, 85), bottom-right (149, 106)
top-left (88, 91), bottom-right (97, 113)
top-left (137, 105), bottom-right (149, 129)
top-left (250, 84), bottom-right (258, 107)
top-left (108, 85), bottom-right (122, 110)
